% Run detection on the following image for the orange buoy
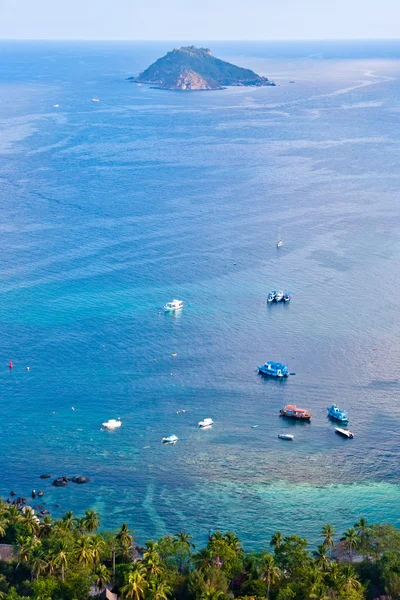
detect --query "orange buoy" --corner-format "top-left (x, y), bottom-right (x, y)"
top-left (9, 361), bottom-right (13, 369)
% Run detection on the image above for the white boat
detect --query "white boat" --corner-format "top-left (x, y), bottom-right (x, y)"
top-left (91, 98), bottom-right (100, 103)
top-left (335, 428), bottom-right (354, 439)
top-left (275, 291), bottom-right (284, 302)
top-left (164, 299), bottom-right (184, 312)
top-left (53, 104), bottom-right (59, 108)
top-left (162, 434), bottom-right (178, 444)
top-left (102, 419), bottom-right (122, 430)
top-left (277, 229), bottom-right (283, 248)
top-left (198, 418), bottom-right (214, 428)
top-left (278, 433), bottom-right (294, 440)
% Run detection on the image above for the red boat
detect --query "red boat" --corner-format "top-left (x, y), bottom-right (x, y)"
top-left (280, 404), bottom-right (312, 420)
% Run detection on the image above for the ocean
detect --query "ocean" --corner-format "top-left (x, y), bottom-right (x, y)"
top-left (0, 40), bottom-right (399, 547)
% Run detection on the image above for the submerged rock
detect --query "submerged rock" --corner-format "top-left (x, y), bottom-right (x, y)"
top-left (40, 474), bottom-right (51, 479)
top-left (52, 477), bottom-right (69, 487)
top-left (72, 476), bottom-right (90, 484)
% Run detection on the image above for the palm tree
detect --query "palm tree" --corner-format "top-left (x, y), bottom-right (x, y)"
top-left (143, 542), bottom-right (163, 578)
top-left (321, 524), bottom-right (335, 557)
top-left (0, 518), bottom-right (6, 539)
top-left (94, 564), bottom-right (111, 590)
top-left (355, 517), bottom-right (369, 557)
top-left (354, 517), bottom-right (368, 539)
top-left (200, 589), bottom-right (225, 600)
top-left (60, 511), bottom-right (75, 532)
top-left (313, 544), bottom-right (330, 571)
top-left (15, 535), bottom-right (38, 569)
top-left (146, 578), bottom-right (171, 600)
top-left (175, 531), bottom-right (195, 551)
top-left (341, 528), bottom-right (359, 562)
top-left (270, 531), bottom-right (284, 551)
top-left (38, 516), bottom-right (53, 539)
top-left (53, 540), bottom-right (69, 581)
top-left (6, 505), bottom-right (21, 526)
top-left (74, 536), bottom-right (94, 567)
top-left (90, 534), bottom-right (106, 567)
top-left (20, 507), bottom-right (40, 535)
top-left (30, 548), bottom-right (47, 581)
top-left (83, 509), bottom-right (100, 533)
top-left (339, 565), bottom-right (362, 595)
top-left (121, 568), bottom-right (148, 600)
top-left (223, 532), bottom-right (242, 553)
top-left (116, 523), bottom-right (134, 560)
top-left (259, 552), bottom-right (280, 599)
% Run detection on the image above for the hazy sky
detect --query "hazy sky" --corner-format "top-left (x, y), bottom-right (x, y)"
top-left (0, 0), bottom-right (399, 40)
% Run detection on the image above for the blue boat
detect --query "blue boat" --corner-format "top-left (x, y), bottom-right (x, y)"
top-left (327, 404), bottom-right (348, 422)
top-left (283, 292), bottom-right (291, 302)
top-left (267, 291), bottom-right (276, 303)
top-left (258, 361), bottom-right (289, 378)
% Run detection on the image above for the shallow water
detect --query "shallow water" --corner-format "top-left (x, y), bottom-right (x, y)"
top-left (0, 40), bottom-right (399, 547)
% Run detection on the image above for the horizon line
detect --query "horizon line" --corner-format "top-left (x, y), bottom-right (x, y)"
top-left (1, 37), bottom-right (400, 42)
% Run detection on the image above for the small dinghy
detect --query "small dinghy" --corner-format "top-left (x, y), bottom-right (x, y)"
top-left (335, 428), bottom-right (354, 439)
top-left (278, 433), bottom-right (294, 440)
top-left (102, 419), bottom-right (122, 430)
top-left (162, 434), bottom-right (178, 444)
top-left (198, 418), bottom-right (214, 428)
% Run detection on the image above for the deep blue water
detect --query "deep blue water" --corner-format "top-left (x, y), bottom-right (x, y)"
top-left (0, 40), bottom-right (400, 547)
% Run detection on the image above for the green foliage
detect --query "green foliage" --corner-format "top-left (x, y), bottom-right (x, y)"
top-left (2, 506), bottom-right (400, 600)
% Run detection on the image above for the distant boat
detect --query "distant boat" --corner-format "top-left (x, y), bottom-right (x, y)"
top-left (258, 361), bottom-right (289, 378)
top-left (91, 98), bottom-right (100, 103)
top-left (102, 419), bottom-right (122, 430)
top-left (267, 290), bottom-right (277, 303)
top-left (328, 404), bottom-right (348, 423)
top-left (280, 404), bottom-right (311, 420)
top-left (198, 418), bottom-right (214, 428)
top-left (283, 292), bottom-right (291, 302)
top-left (277, 229), bottom-right (283, 247)
top-left (53, 104), bottom-right (59, 108)
top-left (275, 291), bottom-right (284, 302)
top-left (162, 434), bottom-right (178, 444)
top-left (335, 427), bottom-right (354, 439)
top-left (278, 433), bottom-right (294, 440)
top-left (164, 299), bottom-right (184, 312)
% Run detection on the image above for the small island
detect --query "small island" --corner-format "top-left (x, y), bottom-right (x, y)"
top-left (128, 45), bottom-right (275, 91)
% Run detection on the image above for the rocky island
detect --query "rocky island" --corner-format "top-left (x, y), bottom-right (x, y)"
top-left (129, 45), bottom-right (275, 91)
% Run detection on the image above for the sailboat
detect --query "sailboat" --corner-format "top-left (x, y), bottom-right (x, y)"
top-left (277, 228), bottom-right (283, 248)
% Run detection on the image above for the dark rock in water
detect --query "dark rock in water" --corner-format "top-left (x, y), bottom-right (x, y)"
top-left (10, 491), bottom-right (16, 496)
top-left (72, 476), bottom-right (90, 484)
top-left (52, 477), bottom-right (69, 487)
top-left (130, 46), bottom-right (275, 91)
top-left (54, 504), bottom-right (60, 508)
top-left (38, 491), bottom-right (44, 497)
top-left (40, 474), bottom-right (51, 479)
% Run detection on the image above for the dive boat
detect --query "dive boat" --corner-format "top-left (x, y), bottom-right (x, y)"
top-left (280, 404), bottom-right (311, 420)
top-left (258, 361), bottom-right (289, 378)
top-left (198, 418), bottom-right (214, 428)
top-left (164, 299), bottom-right (184, 312)
top-left (335, 428), bottom-right (354, 439)
top-left (162, 434), bottom-right (178, 444)
top-left (267, 291), bottom-right (277, 303)
top-left (278, 433), bottom-right (294, 440)
top-left (327, 404), bottom-right (348, 422)
top-left (102, 419), bottom-right (122, 430)
top-left (283, 292), bottom-right (291, 302)
top-left (275, 291), bottom-right (284, 302)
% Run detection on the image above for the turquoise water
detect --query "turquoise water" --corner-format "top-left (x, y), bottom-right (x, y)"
top-left (0, 41), bottom-right (399, 546)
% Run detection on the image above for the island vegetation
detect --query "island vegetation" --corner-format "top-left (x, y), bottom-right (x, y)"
top-left (0, 499), bottom-right (400, 600)
top-left (129, 46), bottom-right (275, 90)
